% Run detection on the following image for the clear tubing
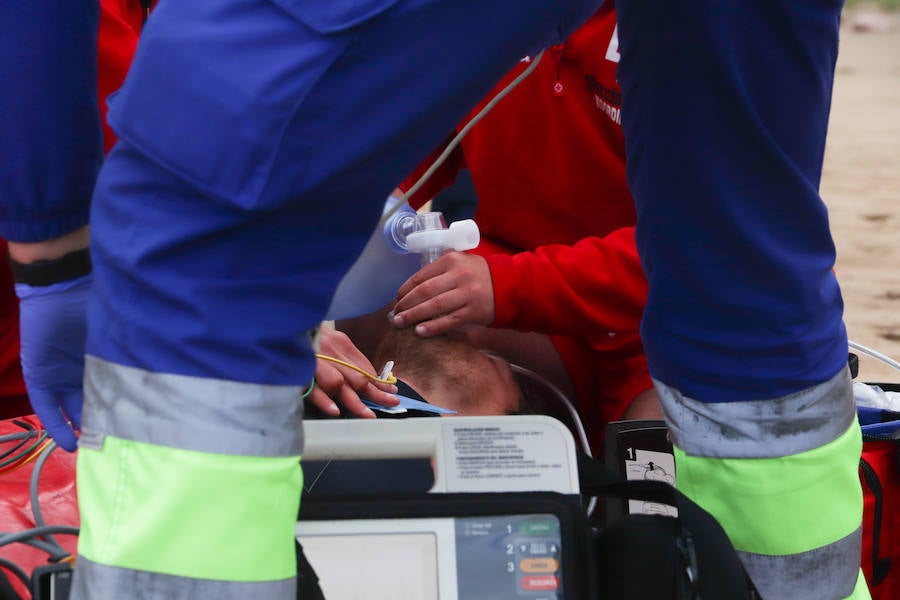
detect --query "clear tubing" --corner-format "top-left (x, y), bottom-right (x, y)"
top-left (384, 51), bottom-right (546, 224)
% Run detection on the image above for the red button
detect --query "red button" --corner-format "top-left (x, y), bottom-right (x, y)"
top-left (552, 81), bottom-right (565, 96)
top-left (521, 575), bottom-right (559, 591)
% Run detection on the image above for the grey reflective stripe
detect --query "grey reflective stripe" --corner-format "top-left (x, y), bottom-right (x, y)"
top-left (71, 555), bottom-right (297, 600)
top-left (81, 355), bottom-right (304, 457)
top-left (655, 366), bottom-right (854, 458)
top-left (738, 527), bottom-right (862, 600)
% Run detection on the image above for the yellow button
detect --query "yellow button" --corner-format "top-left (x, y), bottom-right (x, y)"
top-left (520, 558), bottom-right (559, 573)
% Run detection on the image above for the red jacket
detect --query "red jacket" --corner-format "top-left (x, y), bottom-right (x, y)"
top-left (402, 8), bottom-right (649, 428)
top-left (404, 8), bottom-right (646, 353)
top-left (98, 0), bottom-right (144, 152)
top-left (0, 245), bottom-right (25, 406)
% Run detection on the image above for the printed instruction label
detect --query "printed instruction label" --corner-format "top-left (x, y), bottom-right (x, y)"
top-left (442, 421), bottom-right (577, 494)
top-left (624, 448), bottom-right (678, 517)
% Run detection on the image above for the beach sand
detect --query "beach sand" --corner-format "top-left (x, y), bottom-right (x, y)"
top-left (823, 11), bottom-right (900, 383)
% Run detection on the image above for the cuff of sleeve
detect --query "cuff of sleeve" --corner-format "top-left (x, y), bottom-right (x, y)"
top-left (484, 253), bottom-right (527, 329)
top-left (10, 247), bottom-right (92, 286)
top-left (0, 206), bottom-right (91, 244)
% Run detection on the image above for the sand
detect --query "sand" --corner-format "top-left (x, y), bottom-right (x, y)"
top-left (821, 11), bottom-right (900, 383)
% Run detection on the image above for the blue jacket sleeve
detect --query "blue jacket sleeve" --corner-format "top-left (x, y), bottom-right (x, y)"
top-left (0, 0), bottom-right (102, 243)
top-left (86, 0), bottom-right (607, 385)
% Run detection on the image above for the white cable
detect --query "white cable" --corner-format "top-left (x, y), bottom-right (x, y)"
top-left (508, 363), bottom-right (598, 516)
top-left (509, 363), bottom-right (592, 457)
top-left (849, 339), bottom-right (900, 374)
top-left (379, 51), bottom-right (545, 226)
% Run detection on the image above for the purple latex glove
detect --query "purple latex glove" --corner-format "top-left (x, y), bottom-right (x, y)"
top-left (15, 274), bottom-right (91, 451)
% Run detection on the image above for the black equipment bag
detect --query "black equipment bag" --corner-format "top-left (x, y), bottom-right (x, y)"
top-left (579, 452), bottom-right (762, 600)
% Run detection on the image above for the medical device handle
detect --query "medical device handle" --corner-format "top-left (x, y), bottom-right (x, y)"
top-left (302, 415), bottom-right (580, 494)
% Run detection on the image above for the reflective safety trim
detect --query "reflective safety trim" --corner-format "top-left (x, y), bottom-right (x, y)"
top-left (76, 436), bottom-right (302, 585)
top-left (673, 420), bottom-right (863, 556)
top-left (71, 556), bottom-right (297, 600)
top-left (82, 355), bottom-right (304, 456)
top-left (656, 365), bottom-right (853, 458)
top-left (850, 570), bottom-right (872, 600)
top-left (737, 535), bottom-right (868, 600)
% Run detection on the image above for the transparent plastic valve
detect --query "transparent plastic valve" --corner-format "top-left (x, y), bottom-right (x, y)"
top-left (326, 200), bottom-right (480, 320)
top-left (402, 212), bottom-right (480, 266)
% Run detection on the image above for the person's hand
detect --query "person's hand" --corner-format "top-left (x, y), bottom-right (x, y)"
top-left (391, 251), bottom-right (494, 337)
top-left (16, 274), bottom-right (91, 451)
top-left (309, 328), bottom-right (399, 419)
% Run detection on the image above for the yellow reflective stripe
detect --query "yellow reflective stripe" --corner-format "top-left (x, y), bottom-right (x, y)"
top-left (847, 570), bottom-right (872, 600)
top-left (674, 421), bottom-right (863, 556)
top-left (77, 436), bottom-right (302, 582)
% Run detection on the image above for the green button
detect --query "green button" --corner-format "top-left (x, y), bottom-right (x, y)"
top-left (519, 518), bottom-right (558, 536)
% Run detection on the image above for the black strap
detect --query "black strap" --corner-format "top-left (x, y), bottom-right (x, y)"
top-left (577, 450), bottom-right (686, 506)
top-left (8, 247), bottom-right (91, 287)
top-left (859, 457), bottom-right (893, 585)
top-left (295, 541), bottom-right (326, 600)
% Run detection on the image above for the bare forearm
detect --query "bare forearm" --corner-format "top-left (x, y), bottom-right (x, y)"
top-left (7, 226), bottom-right (90, 263)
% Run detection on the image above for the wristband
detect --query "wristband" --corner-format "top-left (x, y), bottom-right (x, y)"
top-left (9, 247), bottom-right (92, 287)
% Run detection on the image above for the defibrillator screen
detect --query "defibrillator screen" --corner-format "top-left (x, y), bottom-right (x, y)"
top-left (297, 513), bottom-right (563, 599)
top-left (300, 529), bottom-right (440, 599)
